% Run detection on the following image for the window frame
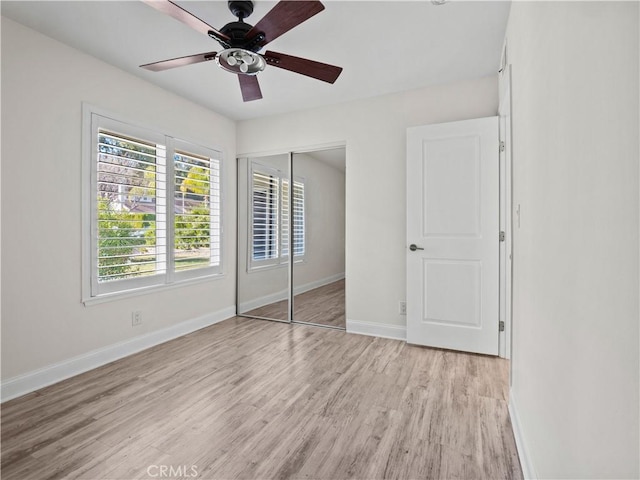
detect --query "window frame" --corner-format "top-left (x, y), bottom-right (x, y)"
top-left (82, 105), bottom-right (225, 304)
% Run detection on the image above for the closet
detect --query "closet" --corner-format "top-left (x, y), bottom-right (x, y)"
top-left (237, 148), bottom-right (345, 329)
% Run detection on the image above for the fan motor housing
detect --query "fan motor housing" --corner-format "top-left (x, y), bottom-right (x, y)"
top-left (219, 20), bottom-right (266, 52)
top-left (220, 21), bottom-right (253, 46)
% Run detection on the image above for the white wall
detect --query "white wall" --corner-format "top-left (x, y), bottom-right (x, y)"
top-left (1, 18), bottom-right (237, 380)
top-left (237, 77), bottom-right (498, 329)
top-left (506, 2), bottom-right (639, 478)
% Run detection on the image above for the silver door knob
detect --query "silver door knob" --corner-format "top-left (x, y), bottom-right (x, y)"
top-left (409, 244), bottom-right (424, 251)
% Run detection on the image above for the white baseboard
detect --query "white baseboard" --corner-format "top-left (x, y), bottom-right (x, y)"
top-left (509, 390), bottom-right (538, 480)
top-left (239, 273), bottom-right (345, 312)
top-left (1, 306), bottom-right (236, 403)
top-left (346, 319), bottom-right (406, 341)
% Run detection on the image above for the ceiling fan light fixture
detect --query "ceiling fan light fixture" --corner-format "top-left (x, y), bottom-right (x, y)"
top-left (215, 48), bottom-right (266, 75)
top-left (141, 0), bottom-right (343, 101)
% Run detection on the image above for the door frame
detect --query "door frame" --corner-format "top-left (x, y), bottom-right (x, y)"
top-left (498, 60), bottom-right (514, 360)
top-left (404, 104), bottom-right (512, 357)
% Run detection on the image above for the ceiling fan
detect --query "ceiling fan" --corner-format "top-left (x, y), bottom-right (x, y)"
top-left (140, 0), bottom-right (343, 102)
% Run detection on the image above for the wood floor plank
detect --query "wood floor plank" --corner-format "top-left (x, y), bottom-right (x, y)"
top-left (1, 317), bottom-right (522, 479)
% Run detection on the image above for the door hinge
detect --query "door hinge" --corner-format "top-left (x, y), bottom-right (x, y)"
top-left (499, 321), bottom-right (505, 332)
top-left (499, 231), bottom-right (505, 242)
top-left (500, 141), bottom-right (505, 152)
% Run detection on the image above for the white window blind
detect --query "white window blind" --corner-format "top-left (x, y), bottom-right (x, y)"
top-left (86, 110), bottom-right (223, 299)
top-left (292, 180), bottom-right (305, 257)
top-left (282, 179), bottom-right (305, 258)
top-left (281, 178), bottom-right (290, 257)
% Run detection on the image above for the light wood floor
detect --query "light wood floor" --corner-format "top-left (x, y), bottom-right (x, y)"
top-left (243, 280), bottom-right (346, 328)
top-left (1, 317), bottom-right (522, 480)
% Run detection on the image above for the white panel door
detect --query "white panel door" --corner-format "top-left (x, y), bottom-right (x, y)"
top-left (406, 117), bottom-right (499, 355)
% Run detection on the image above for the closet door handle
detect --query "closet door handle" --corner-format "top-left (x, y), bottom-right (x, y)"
top-left (409, 244), bottom-right (424, 251)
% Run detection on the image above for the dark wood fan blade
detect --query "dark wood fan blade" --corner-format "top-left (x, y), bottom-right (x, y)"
top-left (140, 52), bottom-right (218, 72)
top-left (141, 0), bottom-right (230, 41)
top-left (264, 51), bottom-right (342, 84)
top-left (238, 75), bottom-right (263, 102)
top-left (247, 1), bottom-right (324, 48)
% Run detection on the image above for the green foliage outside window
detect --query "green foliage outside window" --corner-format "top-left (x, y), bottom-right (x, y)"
top-left (97, 199), bottom-right (148, 279)
top-left (175, 206), bottom-right (211, 251)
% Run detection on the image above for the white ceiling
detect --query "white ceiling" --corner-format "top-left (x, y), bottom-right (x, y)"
top-left (1, 1), bottom-right (510, 121)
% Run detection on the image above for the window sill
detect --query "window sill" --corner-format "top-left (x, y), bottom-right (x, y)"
top-left (82, 272), bottom-right (226, 306)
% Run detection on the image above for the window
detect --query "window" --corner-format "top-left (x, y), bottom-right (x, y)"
top-left (250, 163), bottom-right (304, 268)
top-left (173, 146), bottom-right (221, 274)
top-left (84, 110), bottom-right (223, 299)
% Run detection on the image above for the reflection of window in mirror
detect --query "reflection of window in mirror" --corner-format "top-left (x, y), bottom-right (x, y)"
top-left (249, 162), bottom-right (305, 271)
top-left (251, 166), bottom-right (279, 264)
top-left (282, 178), bottom-right (305, 259)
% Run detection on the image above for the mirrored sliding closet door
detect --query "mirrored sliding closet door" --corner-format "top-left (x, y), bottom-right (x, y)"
top-left (237, 154), bottom-right (291, 322)
top-left (237, 148), bottom-right (345, 329)
top-left (291, 149), bottom-right (345, 329)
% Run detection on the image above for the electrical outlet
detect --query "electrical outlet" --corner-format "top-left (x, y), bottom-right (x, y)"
top-left (399, 301), bottom-right (407, 315)
top-left (132, 310), bottom-right (143, 326)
